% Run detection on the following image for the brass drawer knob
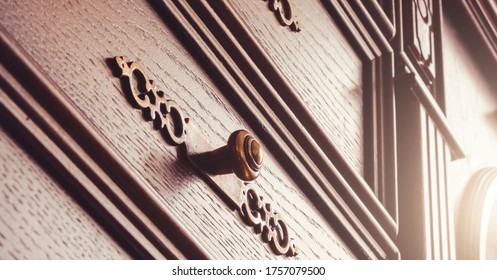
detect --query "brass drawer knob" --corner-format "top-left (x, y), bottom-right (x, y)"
top-left (196, 130), bottom-right (264, 181)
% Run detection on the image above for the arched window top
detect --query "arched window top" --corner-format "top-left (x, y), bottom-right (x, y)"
top-left (457, 168), bottom-right (497, 259)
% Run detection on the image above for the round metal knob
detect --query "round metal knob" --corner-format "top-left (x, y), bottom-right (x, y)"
top-left (206, 130), bottom-right (264, 181)
top-left (227, 130), bottom-right (264, 181)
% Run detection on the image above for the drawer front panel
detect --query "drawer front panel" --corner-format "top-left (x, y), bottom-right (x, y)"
top-left (1, 0), bottom-right (355, 259)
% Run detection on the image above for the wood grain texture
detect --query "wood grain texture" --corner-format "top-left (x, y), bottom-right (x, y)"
top-left (0, 127), bottom-right (130, 259)
top-left (187, 0), bottom-right (399, 258)
top-left (230, 0), bottom-right (365, 176)
top-left (0, 0), bottom-right (354, 259)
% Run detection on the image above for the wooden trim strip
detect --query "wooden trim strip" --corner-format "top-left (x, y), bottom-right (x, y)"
top-left (395, 64), bottom-right (465, 160)
top-left (0, 88), bottom-right (165, 259)
top-left (347, 0), bottom-right (394, 53)
top-left (331, 0), bottom-right (399, 226)
top-left (464, 0), bottom-right (497, 63)
top-left (361, 0), bottom-right (396, 40)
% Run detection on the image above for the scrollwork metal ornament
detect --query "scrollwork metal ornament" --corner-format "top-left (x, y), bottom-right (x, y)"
top-left (114, 56), bottom-right (187, 146)
top-left (263, 0), bottom-right (301, 32)
top-left (112, 56), bottom-right (299, 257)
top-left (241, 185), bottom-right (299, 256)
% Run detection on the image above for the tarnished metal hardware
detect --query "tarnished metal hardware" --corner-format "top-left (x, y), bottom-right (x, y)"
top-left (183, 126), bottom-right (297, 256)
top-left (113, 56), bottom-right (187, 146)
top-left (240, 185), bottom-right (299, 256)
top-left (112, 56), bottom-right (298, 256)
top-left (182, 121), bottom-right (247, 209)
top-left (189, 130), bottom-right (264, 181)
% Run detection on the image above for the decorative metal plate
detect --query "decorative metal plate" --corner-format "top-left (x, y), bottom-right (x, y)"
top-left (111, 56), bottom-right (298, 256)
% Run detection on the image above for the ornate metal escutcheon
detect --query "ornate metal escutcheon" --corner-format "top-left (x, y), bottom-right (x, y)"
top-left (114, 56), bottom-right (187, 146)
top-left (112, 56), bottom-right (298, 256)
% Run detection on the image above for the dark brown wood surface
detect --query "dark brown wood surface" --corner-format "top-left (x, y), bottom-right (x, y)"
top-left (196, 1), bottom-right (398, 258)
top-left (0, 126), bottom-right (130, 259)
top-left (230, 0), bottom-right (365, 177)
top-left (0, 0), bottom-right (355, 259)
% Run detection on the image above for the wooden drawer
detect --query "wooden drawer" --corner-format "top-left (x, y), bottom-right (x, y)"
top-left (0, 0), bottom-right (373, 259)
top-left (2, 0), bottom-right (490, 263)
top-left (1, 0), bottom-right (409, 259)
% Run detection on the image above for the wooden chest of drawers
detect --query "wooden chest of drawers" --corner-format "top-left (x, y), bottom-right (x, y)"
top-left (4, 0), bottom-right (476, 260)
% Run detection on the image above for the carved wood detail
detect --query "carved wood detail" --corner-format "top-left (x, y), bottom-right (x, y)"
top-left (394, 0), bottom-right (447, 114)
top-left (391, 0), bottom-right (466, 260)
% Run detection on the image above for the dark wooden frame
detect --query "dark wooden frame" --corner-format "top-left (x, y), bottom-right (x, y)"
top-left (391, 0), bottom-right (464, 259)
